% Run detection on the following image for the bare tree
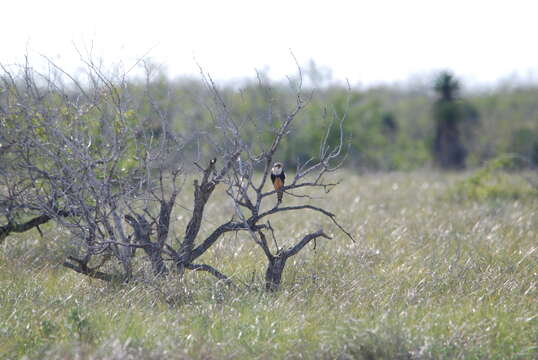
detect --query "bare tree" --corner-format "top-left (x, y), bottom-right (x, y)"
top-left (0, 56), bottom-right (351, 291)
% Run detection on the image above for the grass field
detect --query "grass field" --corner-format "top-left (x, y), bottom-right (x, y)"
top-left (1, 171), bottom-right (537, 359)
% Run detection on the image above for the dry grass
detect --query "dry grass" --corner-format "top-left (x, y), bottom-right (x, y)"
top-left (1, 171), bottom-right (536, 359)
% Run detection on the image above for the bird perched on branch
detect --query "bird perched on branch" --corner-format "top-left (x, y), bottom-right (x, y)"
top-left (271, 162), bottom-right (286, 203)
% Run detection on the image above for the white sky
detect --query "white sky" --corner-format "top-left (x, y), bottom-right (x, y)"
top-left (2, 0), bottom-right (538, 87)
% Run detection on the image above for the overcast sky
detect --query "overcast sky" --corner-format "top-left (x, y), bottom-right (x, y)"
top-left (2, 0), bottom-right (538, 87)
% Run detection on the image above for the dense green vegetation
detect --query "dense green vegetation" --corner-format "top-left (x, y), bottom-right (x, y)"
top-left (116, 71), bottom-right (538, 171)
top-left (1, 171), bottom-right (536, 359)
top-left (2, 65), bottom-right (537, 172)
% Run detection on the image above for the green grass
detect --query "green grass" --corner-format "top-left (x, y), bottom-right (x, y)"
top-left (1, 172), bottom-right (537, 359)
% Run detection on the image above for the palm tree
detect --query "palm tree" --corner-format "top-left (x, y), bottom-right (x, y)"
top-left (432, 71), bottom-right (466, 169)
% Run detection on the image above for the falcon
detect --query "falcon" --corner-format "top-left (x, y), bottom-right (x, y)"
top-left (270, 162), bottom-right (286, 203)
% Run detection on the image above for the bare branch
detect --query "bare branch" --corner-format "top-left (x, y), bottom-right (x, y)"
top-left (1, 55), bottom-right (352, 291)
top-left (185, 263), bottom-right (234, 286)
top-left (283, 229), bottom-right (331, 258)
top-left (63, 256), bottom-right (113, 282)
top-left (177, 158), bottom-right (218, 267)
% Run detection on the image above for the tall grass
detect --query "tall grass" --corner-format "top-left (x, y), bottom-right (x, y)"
top-left (1, 172), bottom-right (536, 359)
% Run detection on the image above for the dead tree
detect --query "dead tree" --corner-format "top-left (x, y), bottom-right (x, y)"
top-left (204, 66), bottom-right (353, 291)
top-left (0, 56), bottom-right (352, 291)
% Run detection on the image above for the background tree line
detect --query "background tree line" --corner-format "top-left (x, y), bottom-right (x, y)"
top-left (111, 68), bottom-right (538, 172)
top-left (4, 64), bottom-right (536, 174)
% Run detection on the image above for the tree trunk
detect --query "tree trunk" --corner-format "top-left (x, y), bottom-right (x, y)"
top-left (436, 122), bottom-right (466, 169)
top-left (147, 246), bottom-right (168, 276)
top-left (265, 255), bottom-right (288, 292)
top-left (124, 214), bottom-right (168, 277)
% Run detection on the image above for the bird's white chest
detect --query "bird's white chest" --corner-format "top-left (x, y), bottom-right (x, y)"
top-left (272, 168), bottom-right (282, 176)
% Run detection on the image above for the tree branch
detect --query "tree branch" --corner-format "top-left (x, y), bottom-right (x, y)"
top-left (185, 263), bottom-right (234, 286)
top-left (189, 221), bottom-right (266, 262)
top-left (62, 256), bottom-right (113, 282)
top-left (0, 208), bottom-right (77, 243)
top-left (178, 158), bottom-right (217, 265)
top-left (256, 205), bottom-right (354, 242)
top-left (283, 229), bottom-right (331, 258)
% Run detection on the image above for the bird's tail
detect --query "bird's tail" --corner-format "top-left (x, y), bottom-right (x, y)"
top-left (277, 190), bottom-right (283, 203)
